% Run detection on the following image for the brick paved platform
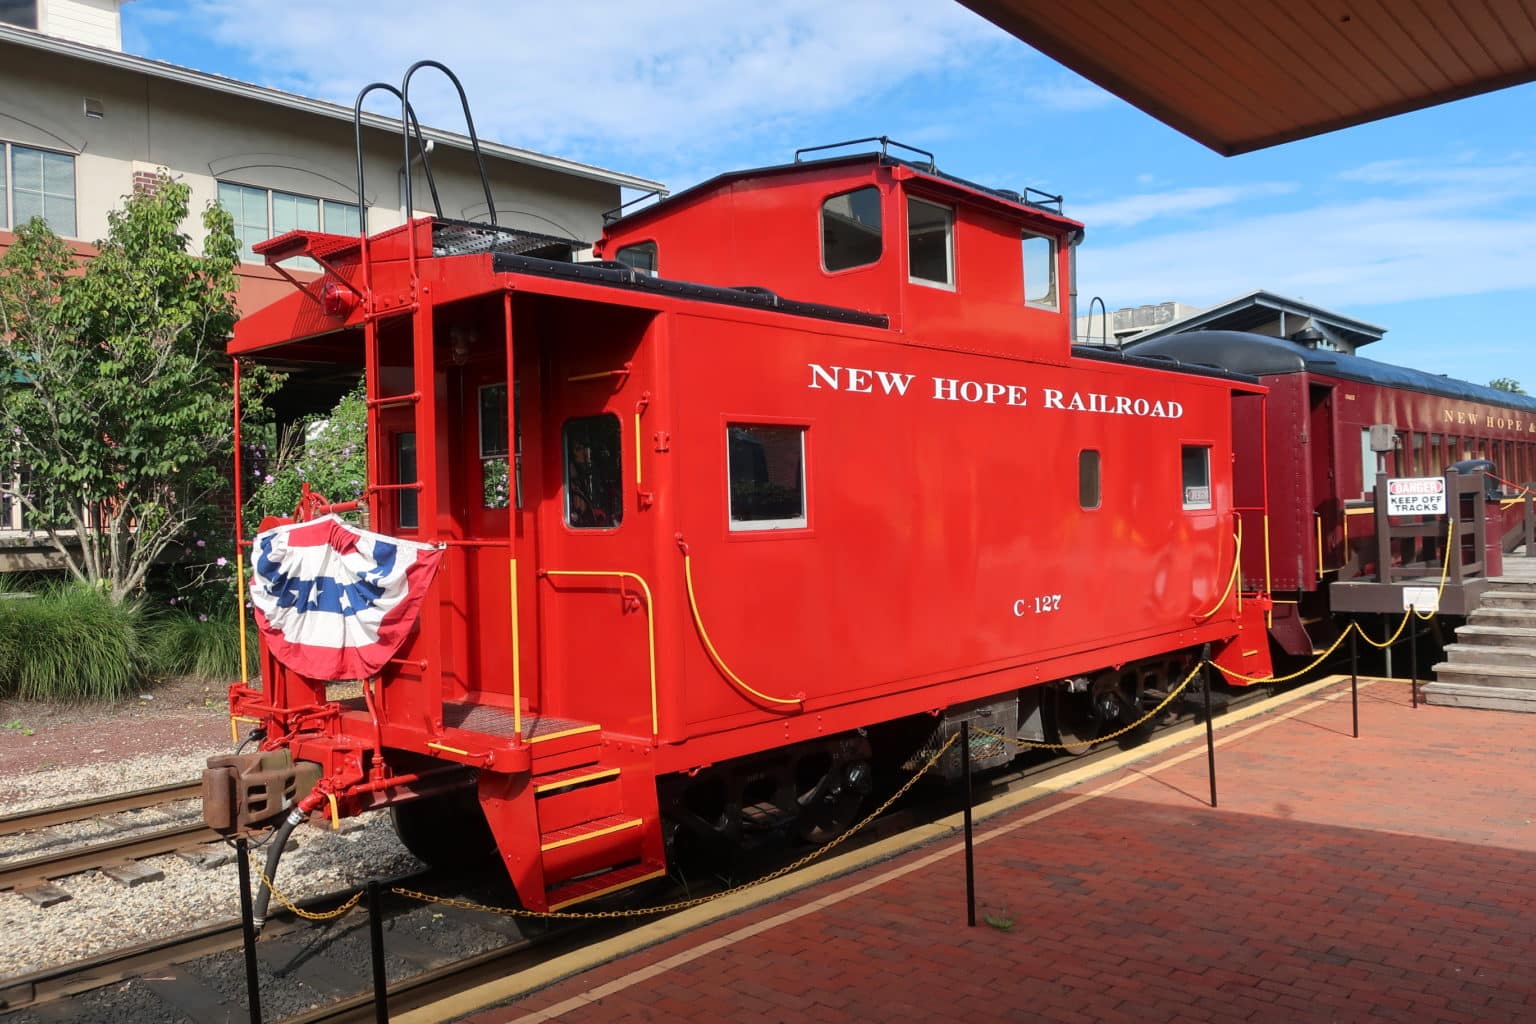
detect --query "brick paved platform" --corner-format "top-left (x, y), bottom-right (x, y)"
top-left (445, 678), bottom-right (1535, 1024)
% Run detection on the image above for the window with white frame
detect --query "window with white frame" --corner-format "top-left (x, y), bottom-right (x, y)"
top-left (728, 424), bottom-right (807, 531)
top-left (3, 143), bottom-right (77, 237)
top-left (216, 182), bottom-right (361, 267)
top-left (1022, 232), bottom-right (1057, 309)
top-left (0, 2), bottom-right (37, 31)
top-left (906, 196), bottom-right (954, 288)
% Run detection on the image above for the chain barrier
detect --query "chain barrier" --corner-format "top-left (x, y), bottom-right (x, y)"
top-left (972, 661), bottom-right (1203, 753)
top-left (388, 732), bottom-right (960, 921)
top-left (257, 863), bottom-right (365, 921)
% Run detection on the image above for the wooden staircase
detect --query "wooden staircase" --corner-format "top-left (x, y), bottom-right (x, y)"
top-left (1427, 558), bottom-right (1536, 713)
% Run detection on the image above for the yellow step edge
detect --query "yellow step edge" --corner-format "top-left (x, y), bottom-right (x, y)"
top-left (547, 867), bottom-right (668, 911)
top-left (541, 816), bottom-right (642, 853)
top-left (536, 767), bottom-right (621, 795)
top-left (529, 724), bottom-right (601, 744)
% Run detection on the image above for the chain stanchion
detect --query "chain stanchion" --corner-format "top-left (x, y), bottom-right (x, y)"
top-left (367, 880), bottom-right (389, 1023)
top-left (1201, 645), bottom-right (1217, 809)
top-left (961, 720), bottom-right (975, 928)
top-left (257, 865), bottom-right (364, 922)
top-left (1349, 623), bottom-right (1359, 739)
top-left (235, 838), bottom-right (264, 1024)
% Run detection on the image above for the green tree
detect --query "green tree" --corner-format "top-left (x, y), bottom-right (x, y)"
top-left (246, 382), bottom-right (368, 528)
top-left (1489, 377), bottom-right (1526, 394)
top-left (0, 174), bottom-right (278, 603)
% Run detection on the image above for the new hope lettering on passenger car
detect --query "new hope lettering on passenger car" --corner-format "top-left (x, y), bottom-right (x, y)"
top-left (806, 363), bottom-right (1185, 419)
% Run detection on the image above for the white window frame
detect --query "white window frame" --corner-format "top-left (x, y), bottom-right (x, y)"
top-left (216, 181), bottom-right (362, 267)
top-left (1181, 445), bottom-right (1213, 511)
top-left (906, 196), bottom-right (955, 290)
top-left (1022, 231), bottom-right (1058, 310)
top-left (3, 141), bottom-right (78, 238)
top-left (728, 425), bottom-right (808, 532)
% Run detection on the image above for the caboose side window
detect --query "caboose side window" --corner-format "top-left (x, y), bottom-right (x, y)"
top-left (479, 383), bottom-right (521, 509)
top-left (1181, 446), bottom-right (1212, 511)
top-left (728, 425), bottom-right (807, 531)
top-left (564, 415), bottom-right (623, 529)
top-left (906, 197), bottom-right (954, 288)
top-left (821, 187), bottom-right (882, 272)
top-left (1079, 450), bottom-right (1101, 510)
top-left (1023, 233), bottom-right (1057, 309)
top-left (616, 241), bottom-right (658, 275)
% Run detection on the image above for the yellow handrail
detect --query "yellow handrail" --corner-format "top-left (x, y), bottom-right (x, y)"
top-left (1193, 518), bottom-right (1242, 621)
top-left (633, 413), bottom-right (644, 486)
top-left (541, 569), bottom-right (659, 737)
top-left (509, 558), bottom-right (522, 740)
top-left (1262, 512), bottom-right (1272, 628)
top-left (683, 554), bottom-right (804, 708)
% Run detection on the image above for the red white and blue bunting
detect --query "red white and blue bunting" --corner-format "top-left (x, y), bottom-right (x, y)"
top-left (248, 515), bottom-right (443, 680)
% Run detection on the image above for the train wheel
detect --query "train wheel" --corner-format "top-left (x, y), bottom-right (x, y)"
top-left (1047, 680), bottom-right (1099, 755)
top-left (390, 787), bottom-right (500, 871)
top-left (794, 737), bottom-right (873, 844)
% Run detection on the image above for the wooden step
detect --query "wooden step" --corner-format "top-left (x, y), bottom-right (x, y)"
top-left (1431, 661), bottom-right (1536, 690)
top-left (1421, 681), bottom-right (1536, 713)
top-left (1445, 644), bottom-right (1536, 669)
top-left (1452, 623), bottom-right (1536, 647)
top-left (546, 861), bottom-right (668, 911)
top-left (540, 813), bottom-right (644, 853)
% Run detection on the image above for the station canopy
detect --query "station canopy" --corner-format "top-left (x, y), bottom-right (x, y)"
top-left (959, 0), bottom-right (1536, 154)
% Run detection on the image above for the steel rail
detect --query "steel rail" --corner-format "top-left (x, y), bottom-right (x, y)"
top-left (0, 780), bottom-right (202, 838)
top-left (0, 820), bottom-right (215, 892)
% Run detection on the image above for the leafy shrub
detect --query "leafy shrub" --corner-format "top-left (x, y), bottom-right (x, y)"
top-left (247, 382), bottom-right (368, 526)
top-left (0, 585), bottom-right (147, 700)
top-left (144, 608), bottom-right (259, 683)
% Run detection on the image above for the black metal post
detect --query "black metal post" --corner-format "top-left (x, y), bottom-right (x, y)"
top-left (235, 837), bottom-right (263, 1024)
top-left (1349, 624), bottom-right (1359, 739)
top-left (1410, 612), bottom-right (1419, 709)
top-left (368, 880), bottom-right (389, 1022)
top-left (1202, 646), bottom-right (1217, 809)
top-left (960, 720), bottom-right (975, 927)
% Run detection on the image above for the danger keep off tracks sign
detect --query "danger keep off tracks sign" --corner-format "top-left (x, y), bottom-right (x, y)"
top-left (1386, 477), bottom-right (1447, 516)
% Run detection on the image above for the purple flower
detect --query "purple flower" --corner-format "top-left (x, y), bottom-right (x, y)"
top-left (263, 474), bottom-right (274, 485)
top-left (198, 614), bottom-right (208, 622)
top-left (169, 597), bottom-right (178, 605)
top-left (216, 556), bottom-right (228, 567)
top-left (195, 539), bottom-right (206, 548)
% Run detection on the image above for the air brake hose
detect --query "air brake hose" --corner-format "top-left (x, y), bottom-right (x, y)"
top-left (251, 807), bottom-right (304, 931)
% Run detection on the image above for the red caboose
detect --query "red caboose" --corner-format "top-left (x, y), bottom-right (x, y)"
top-left (208, 84), bottom-right (1271, 913)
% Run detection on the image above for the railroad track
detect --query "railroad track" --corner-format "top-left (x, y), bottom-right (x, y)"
top-left (0, 819), bottom-right (217, 894)
top-left (0, 781), bottom-right (202, 839)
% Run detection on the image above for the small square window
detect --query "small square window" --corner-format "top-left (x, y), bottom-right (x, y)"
top-left (906, 196), bottom-right (953, 288)
top-left (1182, 446), bottom-right (1212, 511)
top-left (616, 241), bottom-right (658, 274)
top-left (1023, 233), bottom-right (1057, 308)
top-left (1079, 450), bottom-right (1101, 510)
top-left (822, 186), bottom-right (882, 272)
top-left (728, 425), bottom-right (806, 531)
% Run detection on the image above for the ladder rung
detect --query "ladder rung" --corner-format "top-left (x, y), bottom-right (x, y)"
top-left (368, 482), bottom-right (423, 493)
top-left (367, 391), bottom-right (422, 409)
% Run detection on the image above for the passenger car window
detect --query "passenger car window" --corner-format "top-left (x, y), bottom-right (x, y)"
top-left (821, 187), bottom-right (882, 272)
top-left (906, 196), bottom-right (954, 287)
top-left (564, 415), bottom-right (623, 528)
top-left (1023, 233), bottom-right (1057, 308)
top-left (728, 425), bottom-right (807, 531)
top-left (1181, 446), bottom-right (1211, 511)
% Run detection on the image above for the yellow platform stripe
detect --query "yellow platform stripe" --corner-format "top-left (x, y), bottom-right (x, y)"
top-left (528, 723), bottom-right (601, 744)
top-left (548, 868), bottom-right (668, 911)
top-left (541, 817), bottom-right (642, 853)
top-left (536, 768), bottom-right (620, 794)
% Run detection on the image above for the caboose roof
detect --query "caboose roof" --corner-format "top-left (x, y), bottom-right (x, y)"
top-left (604, 151), bottom-right (1082, 235)
top-left (1130, 330), bottom-right (1536, 414)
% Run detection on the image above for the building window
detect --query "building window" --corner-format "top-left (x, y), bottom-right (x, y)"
top-left (564, 414), bottom-right (623, 529)
top-left (1022, 232), bottom-right (1057, 309)
top-left (906, 196), bottom-right (954, 288)
top-left (0, 2), bottom-right (36, 30)
top-left (821, 187), bottom-right (882, 272)
top-left (1181, 445), bottom-right (1212, 511)
top-left (4, 144), bottom-right (76, 237)
top-left (216, 181), bottom-right (362, 266)
top-left (1079, 450), bottom-right (1100, 510)
top-left (616, 241), bottom-right (658, 275)
top-left (396, 433), bottom-right (419, 530)
top-left (728, 425), bottom-right (807, 531)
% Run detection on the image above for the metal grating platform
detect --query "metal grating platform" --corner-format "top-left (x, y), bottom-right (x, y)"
top-left (431, 219), bottom-right (581, 261)
top-left (441, 701), bottom-right (595, 741)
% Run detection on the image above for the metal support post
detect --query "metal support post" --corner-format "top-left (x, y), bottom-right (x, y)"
top-left (1349, 624), bottom-right (1359, 739)
top-left (235, 838), bottom-right (263, 1024)
top-left (368, 880), bottom-right (390, 1022)
top-left (961, 720), bottom-right (976, 927)
top-left (1410, 612), bottom-right (1419, 709)
top-left (1202, 645), bottom-right (1217, 809)
top-left (1383, 616), bottom-right (1393, 678)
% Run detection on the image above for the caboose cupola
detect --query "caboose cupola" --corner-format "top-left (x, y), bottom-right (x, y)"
top-left (595, 140), bottom-right (1083, 363)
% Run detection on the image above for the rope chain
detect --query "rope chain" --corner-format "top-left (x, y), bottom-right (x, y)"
top-left (972, 661), bottom-right (1202, 752)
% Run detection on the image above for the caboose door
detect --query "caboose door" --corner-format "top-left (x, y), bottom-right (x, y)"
top-left (535, 309), bottom-right (660, 739)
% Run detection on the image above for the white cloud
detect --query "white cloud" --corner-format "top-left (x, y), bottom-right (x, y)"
top-left (187, 0), bottom-right (1004, 161)
top-left (1070, 182), bottom-right (1299, 229)
top-left (1019, 77), bottom-right (1116, 113)
top-left (1339, 157), bottom-right (1536, 190)
top-left (1078, 191), bottom-right (1536, 309)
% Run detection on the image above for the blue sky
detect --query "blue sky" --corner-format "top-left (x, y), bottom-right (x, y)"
top-left (125, 1), bottom-right (1536, 391)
